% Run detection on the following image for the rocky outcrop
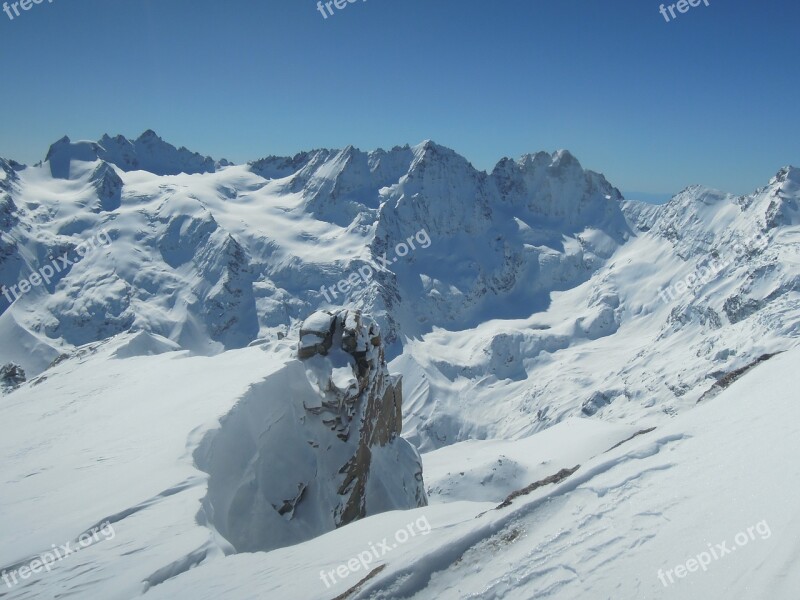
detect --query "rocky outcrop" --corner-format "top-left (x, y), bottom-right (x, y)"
top-left (0, 363), bottom-right (26, 392)
top-left (697, 353), bottom-right (781, 404)
top-left (90, 162), bottom-right (123, 211)
top-left (194, 309), bottom-right (425, 554)
top-left (298, 309), bottom-right (421, 525)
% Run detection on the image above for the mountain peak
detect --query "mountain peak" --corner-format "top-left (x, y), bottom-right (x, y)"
top-left (136, 129), bottom-right (161, 142)
top-left (408, 140), bottom-right (476, 174)
top-left (772, 165), bottom-right (800, 186)
top-left (412, 139), bottom-right (451, 156)
top-left (551, 148), bottom-right (580, 169)
top-left (41, 132), bottom-right (230, 178)
top-left (97, 131), bottom-right (227, 176)
top-left (44, 136), bottom-right (105, 178)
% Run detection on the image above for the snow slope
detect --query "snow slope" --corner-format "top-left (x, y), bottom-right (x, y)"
top-left (5, 346), bottom-right (789, 599)
top-left (146, 349), bottom-right (799, 600)
top-left (397, 167), bottom-right (800, 451)
top-left (0, 329), bottom-right (421, 599)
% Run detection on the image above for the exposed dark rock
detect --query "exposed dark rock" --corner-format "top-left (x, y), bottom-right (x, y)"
top-left (605, 427), bottom-right (657, 453)
top-left (697, 353), bottom-right (781, 403)
top-left (298, 309), bottom-right (424, 526)
top-left (496, 465), bottom-right (580, 510)
top-left (0, 363), bottom-right (26, 391)
top-left (91, 162), bottom-right (123, 212)
top-left (669, 304), bottom-right (723, 329)
top-left (723, 295), bottom-right (763, 324)
top-left (297, 311), bottom-right (336, 359)
top-left (581, 391), bottom-right (611, 416)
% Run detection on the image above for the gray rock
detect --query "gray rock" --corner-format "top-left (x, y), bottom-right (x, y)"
top-left (0, 363), bottom-right (26, 392)
top-left (298, 308), bottom-right (425, 526)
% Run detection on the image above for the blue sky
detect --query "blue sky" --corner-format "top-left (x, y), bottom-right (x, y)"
top-left (0, 0), bottom-right (797, 196)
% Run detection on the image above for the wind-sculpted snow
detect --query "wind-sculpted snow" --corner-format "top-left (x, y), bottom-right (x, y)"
top-left (332, 351), bottom-right (800, 600)
top-left (0, 331), bottom-right (424, 598)
top-left (193, 310), bottom-right (425, 553)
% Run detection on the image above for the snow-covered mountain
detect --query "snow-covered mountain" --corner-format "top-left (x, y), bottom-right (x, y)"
top-left (0, 133), bottom-right (632, 376)
top-left (0, 132), bottom-right (798, 599)
top-left (45, 131), bottom-right (231, 179)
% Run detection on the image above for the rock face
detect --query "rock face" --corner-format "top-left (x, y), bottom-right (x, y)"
top-left (0, 363), bottom-right (26, 392)
top-left (90, 162), bottom-right (123, 211)
top-left (298, 309), bottom-right (420, 525)
top-left (194, 309), bottom-right (425, 554)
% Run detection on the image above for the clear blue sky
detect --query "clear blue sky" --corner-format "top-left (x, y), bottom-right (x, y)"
top-left (0, 0), bottom-right (797, 196)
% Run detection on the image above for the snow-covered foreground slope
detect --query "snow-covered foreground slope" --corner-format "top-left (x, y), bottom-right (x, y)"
top-left (2, 343), bottom-right (797, 599)
top-left (4, 344), bottom-right (790, 599)
top-left (0, 338), bottom-right (282, 600)
top-left (140, 349), bottom-right (798, 600)
top-left (0, 327), bottom-right (423, 599)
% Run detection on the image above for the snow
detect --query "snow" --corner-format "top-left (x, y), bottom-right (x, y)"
top-left (363, 348), bottom-right (800, 600)
top-left (0, 133), bottom-right (798, 599)
top-left (423, 418), bottom-right (641, 504)
top-left (0, 338), bottom-right (282, 599)
top-left (302, 311), bottom-right (336, 334)
top-left (300, 332), bottom-right (326, 349)
top-left (331, 365), bottom-right (358, 391)
top-left (0, 331), bottom-right (421, 598)
top-left (4, 344), bottom-right (792, 599)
